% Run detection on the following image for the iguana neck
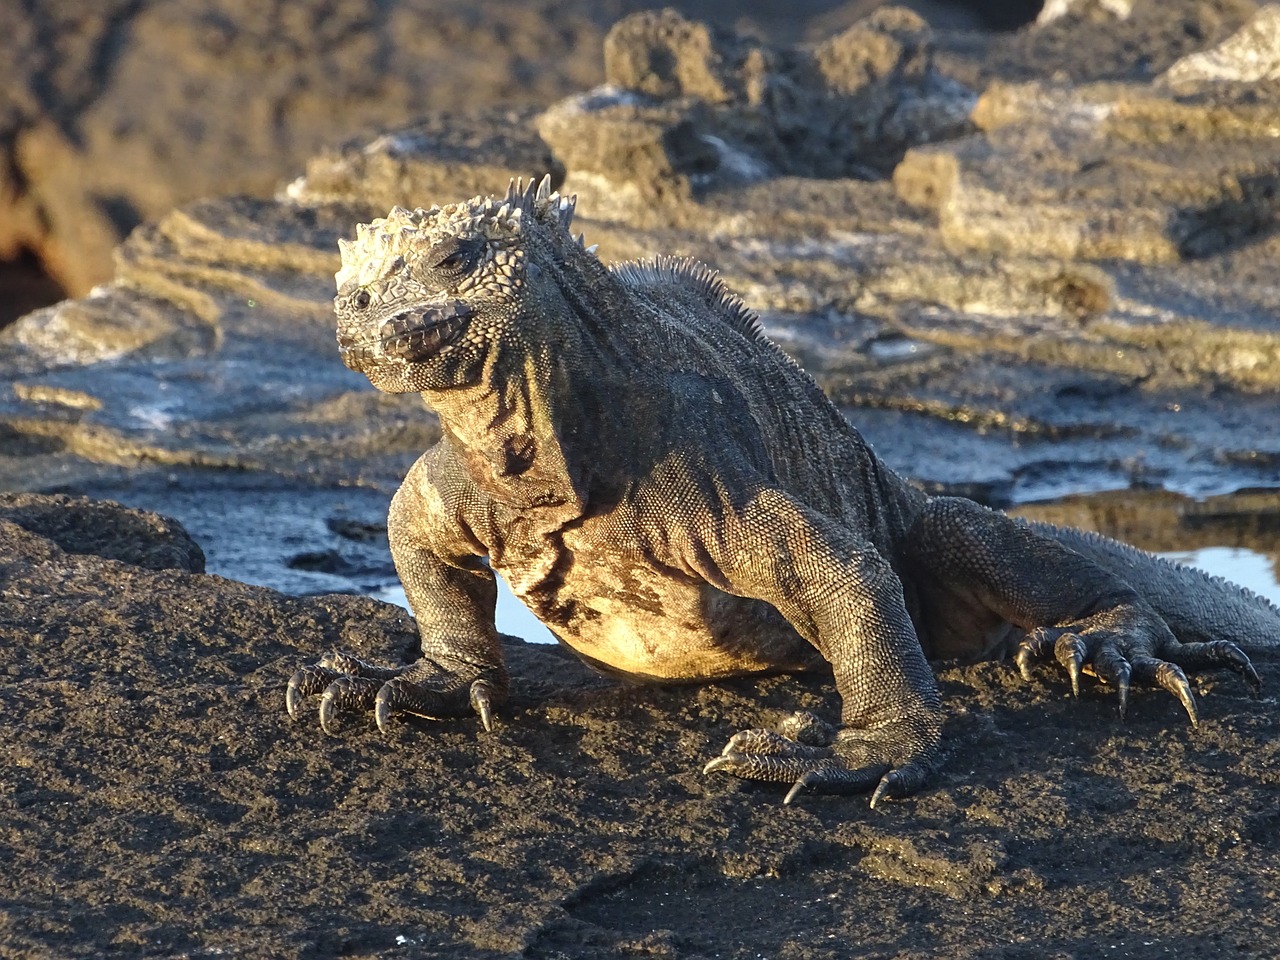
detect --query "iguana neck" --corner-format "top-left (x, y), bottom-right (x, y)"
top-left (422, 322), bottom-right (617, 521)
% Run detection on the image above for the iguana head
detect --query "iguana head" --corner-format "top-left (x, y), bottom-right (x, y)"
top-left (334, 175), bottom-right (594, 395)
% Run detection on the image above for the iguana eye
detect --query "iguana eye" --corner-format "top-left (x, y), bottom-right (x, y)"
top-left (427, 237), bottom-right (483, 279)
top-left (353, 289), bottom-right (371, 309)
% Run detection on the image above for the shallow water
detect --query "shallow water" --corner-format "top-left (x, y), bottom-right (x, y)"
top-left (375, 547), bottom-right (1280, 646)
top-left (94, 476), bottom-right (1279, 648)
top-left (1159, 546), bottom-right (1280, 606)
top-left (374, 579), bottom-right (558, 644)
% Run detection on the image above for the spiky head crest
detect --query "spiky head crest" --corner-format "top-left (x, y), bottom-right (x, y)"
top-left (334, 175), bottom-right (580, 295)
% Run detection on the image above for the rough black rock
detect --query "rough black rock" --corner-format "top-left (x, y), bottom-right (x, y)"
top-left (2, 495), bottom-right (1279, 957)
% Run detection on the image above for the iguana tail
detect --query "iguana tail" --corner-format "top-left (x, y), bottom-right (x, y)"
top-left (1030, 522), bottom-right (1280, 650)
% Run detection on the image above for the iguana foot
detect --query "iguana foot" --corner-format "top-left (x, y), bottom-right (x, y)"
top-left (703, 709), bottom-right (942, 809)
top-left (285, 650), bottom-right (503, 734)
top-left (1014, 626), bottom-right (1260, 724)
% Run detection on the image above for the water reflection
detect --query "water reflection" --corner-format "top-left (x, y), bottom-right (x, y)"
top-left (1157, 546), bottom-right (1280, 606)
top-left (374, 578), bottom-right (557, 644)
top-left (1013, 487), bottom-right (1280, 607)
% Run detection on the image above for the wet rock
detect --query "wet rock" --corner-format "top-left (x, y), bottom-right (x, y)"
top-left (3, 284), bottom-right (217, 369)
top-left (0, 191), bottom-right (442, 488)
top-left (0, 492), bottom-right (204, 572)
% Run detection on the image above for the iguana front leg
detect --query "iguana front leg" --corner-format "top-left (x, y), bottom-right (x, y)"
top-left (686, 488), bottom-right (944, 807)
top-left (287, 449), bottom-right (509, 733)
top-left (904, 497), bottom-right (1259, 718)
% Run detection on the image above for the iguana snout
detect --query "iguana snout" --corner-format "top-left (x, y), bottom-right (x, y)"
top-left (380, 301), bottom-right (472, 365)
top-left (335, 300), bottom-right (473, 372)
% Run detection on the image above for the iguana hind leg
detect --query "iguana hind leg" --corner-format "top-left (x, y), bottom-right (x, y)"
top-left (907, 497), bottom-right (1260, 720)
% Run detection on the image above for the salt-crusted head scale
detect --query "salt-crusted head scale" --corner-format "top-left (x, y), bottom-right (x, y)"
top-left (334, 175), bottom-right (583, 292)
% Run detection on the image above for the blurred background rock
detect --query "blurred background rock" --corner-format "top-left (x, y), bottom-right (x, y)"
top-left (1, 0), bottom-right (1070, 327)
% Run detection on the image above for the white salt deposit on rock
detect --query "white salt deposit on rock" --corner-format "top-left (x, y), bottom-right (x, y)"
top-left (1160, 4), bottom-right (1280, 86)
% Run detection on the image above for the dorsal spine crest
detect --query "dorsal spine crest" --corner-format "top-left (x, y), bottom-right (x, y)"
top-left (610, 255), bottom-right (768, 345)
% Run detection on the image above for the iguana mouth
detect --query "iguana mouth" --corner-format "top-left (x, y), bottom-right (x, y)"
top-left (355, 301), bottom-right (473, 365)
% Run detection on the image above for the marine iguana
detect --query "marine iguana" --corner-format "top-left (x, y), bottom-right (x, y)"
top-left (287, 176), bottom-right (1277, 806)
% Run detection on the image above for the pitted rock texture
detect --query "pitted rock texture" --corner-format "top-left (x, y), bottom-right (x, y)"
top-left (539, 7), bottom-right (976, 218)
top-left (1160, 2), bottom-right (1280, 87)
top-left (2, 496), bottom-right (1278, 957)
top-left (896, 78), bottom-right (1280, 267)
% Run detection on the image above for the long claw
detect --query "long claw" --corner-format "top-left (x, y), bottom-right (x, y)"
top-left (1015, 631), bottom-right (1055, 681)
top-left (286, 674), bottom-right (305, 719)
top-left (868, 761), bottom-right (929, 810)
top-left (1055, 634), bottom-right (1087, 697)
top-left (470, 680), bottom-right (494, 733)
top-left (1217, 646), bottom-right (1261, 697)
top-left (1156, 662), bottom-right (1198, 726)
top-left (286, 665), bottom-right (340, 719)
top-left (374, 686), bottom-right (393, 733)
top-left (1239, 658), bottom-right (1262, 698)
top-left (319, 689), bottom-right (338, 735)
top-left (1166, 640), bottom-right (1261, 697)
top-left (869, 778), bottom-right (891, 810)
top-left (784, 772), bottom-right (817, 805)
top-left (1091, 648), bottom-right (1132, 719)
top-left (702, 756), bottom-right (734, 776)
top-left (1015, 645), bottom-right (1037, 682)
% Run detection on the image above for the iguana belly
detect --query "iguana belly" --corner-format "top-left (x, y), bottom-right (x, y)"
top-left (495, 555), bottom-right (817, 682)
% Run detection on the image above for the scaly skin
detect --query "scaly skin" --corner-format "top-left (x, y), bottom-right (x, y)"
top-left (287, 177), bottom-right (1276, 807)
